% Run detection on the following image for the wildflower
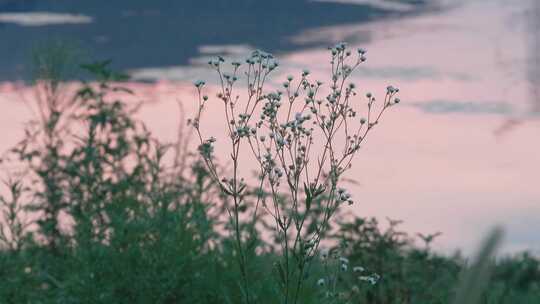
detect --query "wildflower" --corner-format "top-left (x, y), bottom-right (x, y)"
top-left (327, 95), bottom-right (336, 104)
top-left (343, 65), bottom-right (353, 77)
top-left (341, 263), bottom-right (348, 271)
top-left (317, 278), bottom-right (325, 286)
top-left (353, 266), bottom-right (365, 273)
top-left (339, 257), bottom-right (349, 264)
top-left (24, 267), bottom-right (31, 274)
top-left (338, 189), bottom-right (351, 202)
top-left (340, 193), bottom-right (349, 202)
top-left (357, 48), bottom-right (367, 55)
top-left (194, 80), bottom-right (206, 88)
top-left (269, 61), bottom-right (279, 70)
top-left (275, 134), bottom-right (288, 147)
top-left (198, 139), bottom-right (215, 159)
top-left (273, 167), bottom-right (283, 178)
top-left (359, 274), bottom-right (380, 285)
top-left (208, 60), bottom-right (220, 67)
top-left (358, 276), bottom-right (370, 283)
top-left (386, 85), bottom-right (399, 94)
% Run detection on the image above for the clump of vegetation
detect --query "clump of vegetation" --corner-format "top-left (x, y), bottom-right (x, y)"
top-left (191, 43), bottom-right (399, 303)
top-left (0, 44), bottom-right (539, 304)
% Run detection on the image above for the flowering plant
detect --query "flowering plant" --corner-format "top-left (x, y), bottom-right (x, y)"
top-left (192, 43), bottom-right (400, 303)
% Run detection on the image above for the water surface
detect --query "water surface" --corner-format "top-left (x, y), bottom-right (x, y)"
top-left (0, 0), bottom-right (539, 255)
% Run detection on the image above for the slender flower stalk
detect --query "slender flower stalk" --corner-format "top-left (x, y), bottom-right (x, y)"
top-left (192, 43), bottom-right (400, 303)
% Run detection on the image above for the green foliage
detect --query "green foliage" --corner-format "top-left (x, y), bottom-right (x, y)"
top-left (0, 58), bottom-right (539, 304)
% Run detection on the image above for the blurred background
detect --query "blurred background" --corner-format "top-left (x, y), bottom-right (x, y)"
top-left (0, 0), bottom-right (538, 255)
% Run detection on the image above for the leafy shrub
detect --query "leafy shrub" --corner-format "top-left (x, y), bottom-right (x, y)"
top-left (0, 45), bottom-right (538, 304)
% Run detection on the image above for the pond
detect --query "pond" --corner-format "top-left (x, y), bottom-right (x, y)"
top-left (0, 0), bottom-right (538, 255)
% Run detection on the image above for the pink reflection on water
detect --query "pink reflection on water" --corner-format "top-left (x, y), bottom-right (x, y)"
top-left (1, 0), bottom-right (539, 254)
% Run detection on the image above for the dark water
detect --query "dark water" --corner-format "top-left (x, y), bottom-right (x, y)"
top-left (0, 0), bottom-right (431, 82)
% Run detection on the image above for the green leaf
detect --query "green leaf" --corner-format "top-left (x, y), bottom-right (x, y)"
top-left (452, 227), bottom-right (504, 304)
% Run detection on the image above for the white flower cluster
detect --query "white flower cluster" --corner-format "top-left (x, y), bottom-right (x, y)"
top-left (234, 125), bottom-right (255, 139)
top-left (337, 188), bottom-right (354, 205)
top-left (261, 92), bottom-right (282, 120)
top-left (245, 50), bottom-right (279, 71)
top-left (194, 80), bottom-right (205, 88)
top-left (339, 256), bottom-right (349, 271)
top-left (384, 85), bottom-right (401, 106)
top-left (358, 273), bottom-right (380, 285)
top-left (386, 85), bottom-right (399, 94)
top-left (353, 266), bottom-right (365, 273)
top-left (198, 137), bottom-right (216, 159)
top-left (207, 55), bottom-right (225, 68)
